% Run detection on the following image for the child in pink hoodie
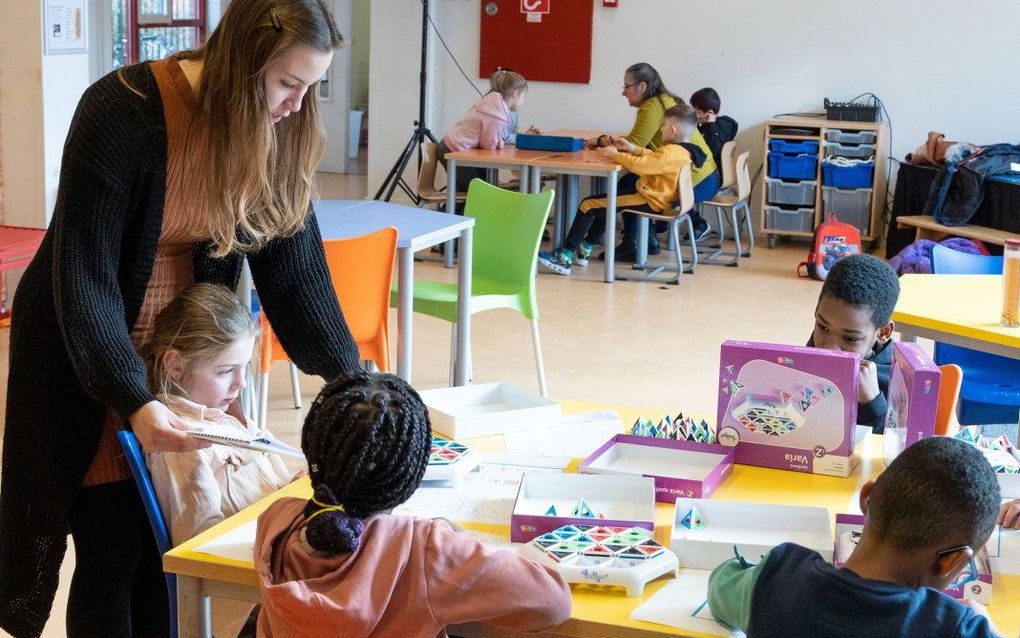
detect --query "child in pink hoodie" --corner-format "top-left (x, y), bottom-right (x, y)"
top-left (437, 68), bottom-right (531, 193)
top-left (254, 371), bottom-right (572, 638)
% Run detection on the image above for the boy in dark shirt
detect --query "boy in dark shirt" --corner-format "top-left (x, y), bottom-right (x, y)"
top-left (690, 87), bottom-right (738, 181)
top-left (708, 436), bottom-right (1003, 638)
top-left (807, 254), bottom-right (899, 432)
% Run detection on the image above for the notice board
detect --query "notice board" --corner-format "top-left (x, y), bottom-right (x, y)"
top-left (479, 0), bottom-right (594, 84)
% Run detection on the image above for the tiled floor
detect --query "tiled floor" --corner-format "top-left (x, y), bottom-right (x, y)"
top-left (1, 171), bottom-right (842, 637)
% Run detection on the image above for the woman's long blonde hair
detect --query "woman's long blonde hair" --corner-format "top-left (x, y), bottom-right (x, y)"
top-left (182, 0), bottom-right (344, 257)
top-left (140, 284), bottom-right (260, 399)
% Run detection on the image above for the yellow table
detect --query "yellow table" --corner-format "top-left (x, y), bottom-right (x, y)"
top-left (893, 274), bottom-right (1020, 359)
top-left (163, 402), bottom-right (1020, 638)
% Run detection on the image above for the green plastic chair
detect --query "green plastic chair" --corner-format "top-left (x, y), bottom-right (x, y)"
top-left (397, 179), bottom-right (555, 396)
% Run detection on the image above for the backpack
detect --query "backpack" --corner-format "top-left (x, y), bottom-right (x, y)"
top-left (797, 212), bottom-right (862, 280)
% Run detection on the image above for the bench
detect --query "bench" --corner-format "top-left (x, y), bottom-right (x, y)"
top-left (896, 215), bottom-right (1018, 247)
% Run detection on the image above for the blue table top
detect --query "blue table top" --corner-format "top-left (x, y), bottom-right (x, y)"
top-left (314, 200), bottom-right (474, 250)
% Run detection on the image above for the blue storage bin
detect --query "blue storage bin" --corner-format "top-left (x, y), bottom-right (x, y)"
top-left (768, 139), bottom-right (819, 154)
top-left (822, 161), bottom-right (874, 188)
top-left (515, 134), bottom-right (583, 152)
top-left (768, 152), bottom-right (818, 180)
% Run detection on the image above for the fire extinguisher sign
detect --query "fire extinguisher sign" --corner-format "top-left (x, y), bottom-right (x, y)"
top-left (522, 0), bottom-right (550, 22)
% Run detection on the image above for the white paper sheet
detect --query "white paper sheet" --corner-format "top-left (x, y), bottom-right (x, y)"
top-left (503, 410), bottom-right (623, 458)
top-left (194, 518), bottom-right (258, 563)
top-left (629, 569), bottom-right (745, 638)
top-left (987, 524), bottom-right (1020, 575)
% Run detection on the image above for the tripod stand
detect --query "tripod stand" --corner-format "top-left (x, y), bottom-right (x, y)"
top-left (374, 0), bottom-right (438, 202)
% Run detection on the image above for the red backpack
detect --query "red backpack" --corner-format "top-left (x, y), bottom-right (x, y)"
top-left (797, 212), bottom-right (862, 280)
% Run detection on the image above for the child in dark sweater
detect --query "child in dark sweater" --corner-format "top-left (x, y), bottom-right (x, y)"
top-left (690, 87), bottom-right (738, 180)
top-left (708, 436), bottom-right (1003, 638)
top-left (806, 254), bottom-right (899, 432)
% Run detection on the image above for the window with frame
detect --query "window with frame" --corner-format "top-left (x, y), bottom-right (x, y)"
top-left (112, 0), bottom-right (206, 68)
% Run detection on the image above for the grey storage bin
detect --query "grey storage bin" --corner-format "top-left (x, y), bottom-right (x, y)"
top-left (825, 129), bottom-right (877, 145)
top-left (766, 178), bottom-right (817, 206)
top-left (821, 186), bottom-right (872, 235)
top-left (825, 142), bottom-right (876, 160)
top-left (764, 205), bottom-right (815, 233)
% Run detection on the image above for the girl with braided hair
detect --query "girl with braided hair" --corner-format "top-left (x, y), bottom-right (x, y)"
top-left (254, 371), bottom-right (572, 637)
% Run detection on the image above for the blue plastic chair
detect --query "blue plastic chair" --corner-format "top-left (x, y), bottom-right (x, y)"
top-left (117, 430), bottom-right (178, 638)
top-left (930, 244), bottom-right (1017, 424)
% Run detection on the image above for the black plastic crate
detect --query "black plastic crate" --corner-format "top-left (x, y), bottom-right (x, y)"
top-left (824, 98), bottom-right (879, 123)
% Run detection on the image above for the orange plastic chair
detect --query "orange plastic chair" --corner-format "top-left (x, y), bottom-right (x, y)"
top-left (257, 227), bottom-right (398, 429)
top-left (322, 226), bottom-right (398, 372)
top-left (934, 363), bottom-right (963, 436)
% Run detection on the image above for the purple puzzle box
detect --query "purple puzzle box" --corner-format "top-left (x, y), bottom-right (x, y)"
top-left (882, 341), bottom-right (941, 466)
top-left (579, 434), bottom-right (734, 503)
top-left (717, 340), bottom-right (861, 477)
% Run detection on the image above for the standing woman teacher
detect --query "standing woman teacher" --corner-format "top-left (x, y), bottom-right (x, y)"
top-left (0, 1), bottom-right (359, 636)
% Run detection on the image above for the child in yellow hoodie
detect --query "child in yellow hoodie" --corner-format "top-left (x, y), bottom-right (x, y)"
top-left (539, 104), bottom-right (701, 275)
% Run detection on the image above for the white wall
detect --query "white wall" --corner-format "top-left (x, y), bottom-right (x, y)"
top-left (350, 0), bottom-right (370, 111)
top-left (368, 0), bottom-right (1020, 198)
top-left (43, 53), bottom-right (91, 219)
top-left (367, 0), bottom-right (435, 199)
top-left (0, 1), bottom-right (46, 228)
top-left (0, 1), bottom-right (90, 229)
top-left (319, 0), bottom-right (353, 173)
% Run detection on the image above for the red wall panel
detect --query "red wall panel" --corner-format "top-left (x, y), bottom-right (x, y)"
top-left (479, 0), bottom-right (594, 84)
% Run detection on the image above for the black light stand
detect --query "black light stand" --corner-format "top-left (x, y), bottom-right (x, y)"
top-left (373, 0), bottom-right (438, 202)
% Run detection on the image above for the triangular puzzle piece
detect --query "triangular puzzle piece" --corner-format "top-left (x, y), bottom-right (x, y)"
top-left (545, 505), bottom-right (557, 516)
top-left (571, 499), bottom-right (595, 518)
top-left (679, 505), bottom-right (707, 530)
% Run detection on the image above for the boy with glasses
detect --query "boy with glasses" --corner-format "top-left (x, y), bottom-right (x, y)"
top-left (707, 437), bottom-right (1003, 637)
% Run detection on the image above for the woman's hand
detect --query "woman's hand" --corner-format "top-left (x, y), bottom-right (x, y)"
top-left (129, 400), bottom-right (211, 453)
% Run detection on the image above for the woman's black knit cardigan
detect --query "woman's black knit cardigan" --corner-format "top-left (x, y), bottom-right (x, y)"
top-left (0, 62), bottom-right (360, 637)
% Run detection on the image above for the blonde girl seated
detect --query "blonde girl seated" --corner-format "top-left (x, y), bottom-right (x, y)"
top-left (141, 283), bottom-right (296, 546)
top-left (437, 68), bottom-right (532, 192)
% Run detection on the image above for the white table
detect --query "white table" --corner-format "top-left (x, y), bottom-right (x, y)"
top-left (314, 200), bottom-right (475, 385)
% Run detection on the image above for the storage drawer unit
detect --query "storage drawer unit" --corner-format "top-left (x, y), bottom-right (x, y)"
top-left (759, 117), bottom-right (888, 245)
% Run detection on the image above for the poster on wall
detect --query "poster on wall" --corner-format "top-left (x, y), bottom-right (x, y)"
top-left (44, 0), bottom-right (88, 55)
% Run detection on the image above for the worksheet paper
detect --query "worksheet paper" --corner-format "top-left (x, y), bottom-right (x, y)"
top-left (502, 410), bottom-right (623, 458)
top-left (194, 518), bottom-right (258, 563)
top-left (629, 569), bottom-right (745, 637)
top-left (394, 457), bottom-right (566, 526)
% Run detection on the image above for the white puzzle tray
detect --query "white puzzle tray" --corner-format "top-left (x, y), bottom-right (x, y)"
top-left (423, 435), bottom-right (479, 487)
top-left (521, 524), bottom-right (678, 596)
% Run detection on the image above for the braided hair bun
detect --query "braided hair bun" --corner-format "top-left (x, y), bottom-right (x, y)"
top-left (301, 371), bottom-right (431, 553)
